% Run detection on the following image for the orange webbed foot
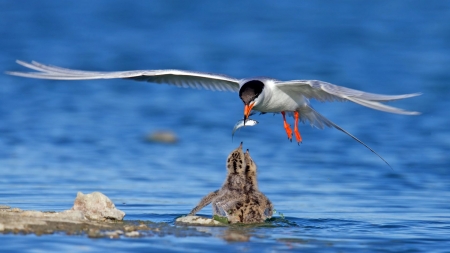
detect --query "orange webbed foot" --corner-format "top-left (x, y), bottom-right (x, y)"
top-left (284, 121), bottom-right (293, 141)
top-left (294, 127), bottom-right (302, 144)
top-left (293, 111), bottom-right (302, 144)
top-left (281, 112), bottom-right (293, 141)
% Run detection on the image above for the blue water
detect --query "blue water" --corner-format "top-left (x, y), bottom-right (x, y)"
top-left (1, 1), bottom-right (450, 252)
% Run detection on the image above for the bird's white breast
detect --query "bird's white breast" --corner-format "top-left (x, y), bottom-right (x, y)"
top-left (254, 79), bottom-right (307, 113)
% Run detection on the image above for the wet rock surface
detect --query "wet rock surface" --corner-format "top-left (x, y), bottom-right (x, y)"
top-left (0, 205), bottom-right (209, 238)
top-left (0, 196), bottom-right (212, 239)
top-left (175, 216), bottom-right (227, 226)
top-left (72, 192), bottom-right (125, 221)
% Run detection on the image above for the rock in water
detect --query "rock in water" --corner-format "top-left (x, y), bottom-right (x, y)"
top-left (146, 131), bottom-right (178, 143)
top-left (72, 192), bottom-right (125, 221)
top-left (175, 215), bottom-right (226, 226)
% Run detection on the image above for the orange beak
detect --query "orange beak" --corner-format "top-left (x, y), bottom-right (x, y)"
top-left (243, 102), bottom-right (255, 121)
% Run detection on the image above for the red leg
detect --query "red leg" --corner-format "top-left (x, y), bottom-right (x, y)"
top-left (281, 112), bottom-right (292, 141)
top-left (293, 111), bottom-right (302, 144)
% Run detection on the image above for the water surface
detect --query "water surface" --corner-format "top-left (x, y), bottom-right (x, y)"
top-left (1, 1), bottom-right (450, 252)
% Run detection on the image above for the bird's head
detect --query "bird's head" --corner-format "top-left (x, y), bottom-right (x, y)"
top-left (239, 80), bottom-right (264, 121)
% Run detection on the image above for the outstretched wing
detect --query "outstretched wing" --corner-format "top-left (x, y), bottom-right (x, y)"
top-left (7, 60), bottom-right (240, 92)
top-left (276, 79), bottom-right (421, 115)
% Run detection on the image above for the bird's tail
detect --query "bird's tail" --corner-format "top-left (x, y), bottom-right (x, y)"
top-left (303, 106), bottom-right (392, 169)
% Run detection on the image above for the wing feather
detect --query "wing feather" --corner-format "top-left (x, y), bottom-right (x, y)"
top-left (277, 80), bottom-right (421, 102)
top-left (6, 60), bottom-right (240, 92)
top-left (276, 80), bottom-right (421, 115)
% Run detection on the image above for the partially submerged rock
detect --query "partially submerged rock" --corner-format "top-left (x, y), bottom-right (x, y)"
top-left (175, 215), bottom-right (227, 226)
top-left (0, 191), bottom-right (125, 234)
top-left (72, 192), bottom-right (125, 221)
top-left (0, 205), bottom-right (215, 238)
top-left (145, 131), bottom-right (178, 143)
top-left (0, 192), bottom-right (213, 238)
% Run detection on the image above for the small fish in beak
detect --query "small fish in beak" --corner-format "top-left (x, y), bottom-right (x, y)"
top-left (232, 118), bottom-right (259, 138)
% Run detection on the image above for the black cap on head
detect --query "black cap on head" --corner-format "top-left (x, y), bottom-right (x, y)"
top-left (239, 80), bottom-right (264, 105)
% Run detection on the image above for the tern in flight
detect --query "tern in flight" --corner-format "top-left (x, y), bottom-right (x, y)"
top-left (7, 60), bottom-right (421, 167)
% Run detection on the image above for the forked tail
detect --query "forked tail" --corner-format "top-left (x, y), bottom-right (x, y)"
top-left (308, 107), bottom-right (393, 169)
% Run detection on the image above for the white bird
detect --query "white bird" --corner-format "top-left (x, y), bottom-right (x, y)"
top-left (7, 60), bottom-right (421, 167)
